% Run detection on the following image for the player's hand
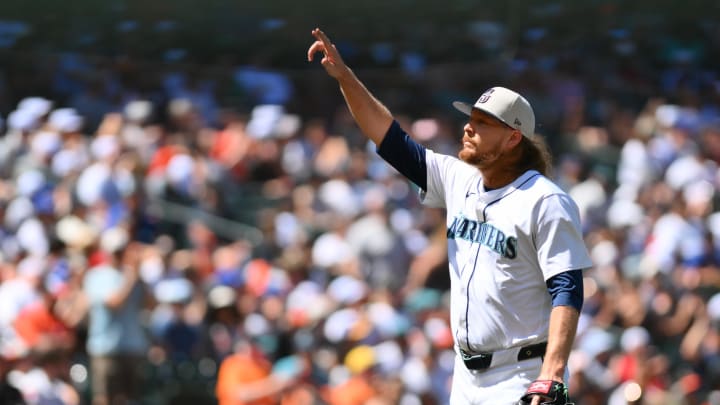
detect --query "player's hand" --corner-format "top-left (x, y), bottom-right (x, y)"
top-left (307, 28), bottom-right (350, 80)
top-left (517, 380), bottom-right (572, 405)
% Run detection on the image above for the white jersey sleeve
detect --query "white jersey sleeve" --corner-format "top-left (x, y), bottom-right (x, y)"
top-left (534, 193), bottom-right (592, 281)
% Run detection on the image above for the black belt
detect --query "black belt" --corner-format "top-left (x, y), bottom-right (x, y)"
top-left (461, 342), bottom-right (547, 370)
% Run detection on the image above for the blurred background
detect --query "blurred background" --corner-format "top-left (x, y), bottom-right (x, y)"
top-left (0, 0), bottom-right (720, 404)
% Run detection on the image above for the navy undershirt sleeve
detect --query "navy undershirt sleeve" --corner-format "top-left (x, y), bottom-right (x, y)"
top-left (376, 120), bottom-right (428, 191)
top-left (546, 269), bottom-right (584, 312)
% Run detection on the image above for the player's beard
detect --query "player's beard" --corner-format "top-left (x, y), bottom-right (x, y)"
top-left (458, 144), bottom-right (504, 169)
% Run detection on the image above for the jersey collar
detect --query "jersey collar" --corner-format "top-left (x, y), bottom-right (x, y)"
top-left (478, 170), bottom-right (540, 203)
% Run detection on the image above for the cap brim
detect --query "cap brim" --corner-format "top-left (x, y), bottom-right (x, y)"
top-left (452, 100), bottom-right (518, 133)
top-left (453, 101), bottom-right (506, 124)
top-left (452, 101), bottom-right (473, 116)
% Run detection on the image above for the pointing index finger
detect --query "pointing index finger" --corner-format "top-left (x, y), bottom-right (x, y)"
top-left (313, 28), bottom-right (335, 51)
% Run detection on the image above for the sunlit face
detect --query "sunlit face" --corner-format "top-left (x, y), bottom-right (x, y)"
top-left (458, 109), bottom-right (516, 168)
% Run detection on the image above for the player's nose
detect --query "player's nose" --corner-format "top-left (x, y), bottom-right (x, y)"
top-left (463, 122), bottom-right (475, 137)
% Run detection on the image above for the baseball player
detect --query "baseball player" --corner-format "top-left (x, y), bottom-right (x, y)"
top-left (308, 28), bottom-right (592, 405)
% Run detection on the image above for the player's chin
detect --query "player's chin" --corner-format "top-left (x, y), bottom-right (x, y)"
top-left (458, 148), bottom-right (478, 163)
top-left (459, 150), bottom-right (491, 168)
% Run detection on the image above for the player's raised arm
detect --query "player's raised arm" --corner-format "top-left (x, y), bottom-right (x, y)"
top-left (308, 28), bottom-right (393, 146)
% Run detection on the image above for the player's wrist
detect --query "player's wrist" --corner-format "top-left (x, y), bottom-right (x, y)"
top-left (335, 66), bottom-right (356, 83)
top-left (537, 372), bottom-right (565, 384)
top-left (539, 358), bottom-right (567, 381)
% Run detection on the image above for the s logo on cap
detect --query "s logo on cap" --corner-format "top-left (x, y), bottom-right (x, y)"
top-left (478, 89), bottom-right (494, 104)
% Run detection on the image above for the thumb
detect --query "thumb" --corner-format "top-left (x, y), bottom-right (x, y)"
top-left (322, 50), bottom-right (337, 65)
top-left (321, 56), bottom-right (338, 71)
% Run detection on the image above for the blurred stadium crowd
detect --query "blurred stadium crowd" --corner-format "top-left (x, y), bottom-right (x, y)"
top-left (1, 2), bottom-right (720, 405)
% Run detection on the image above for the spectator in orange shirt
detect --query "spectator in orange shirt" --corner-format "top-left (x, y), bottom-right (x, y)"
top-left (12, 283), bottom-right (75, 351)
top-left (215, 339), bottom-right (297, 405)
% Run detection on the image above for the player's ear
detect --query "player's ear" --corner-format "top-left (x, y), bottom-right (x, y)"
top-left (507, 129), bottom-right (523, 149)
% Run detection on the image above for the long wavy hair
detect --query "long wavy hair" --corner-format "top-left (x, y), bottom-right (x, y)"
top-left (515, 134), bottom-right (554, 178)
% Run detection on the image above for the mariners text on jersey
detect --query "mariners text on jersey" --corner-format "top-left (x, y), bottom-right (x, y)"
top-left (446, 215), bottom-right (518, 259)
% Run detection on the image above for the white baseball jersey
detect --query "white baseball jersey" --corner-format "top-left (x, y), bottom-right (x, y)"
top-left (421, 149), bottom-right (593, 353)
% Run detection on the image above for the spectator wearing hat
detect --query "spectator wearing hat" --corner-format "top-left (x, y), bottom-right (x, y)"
top-left (321, 345), bottom-right (379, 405)
top-left (150, 277), bottom-right (201, 362)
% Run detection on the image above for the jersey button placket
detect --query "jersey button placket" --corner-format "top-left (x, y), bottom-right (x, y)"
top-left (458, 242), bottom-right (480, 351)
